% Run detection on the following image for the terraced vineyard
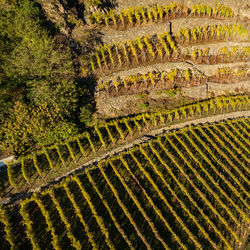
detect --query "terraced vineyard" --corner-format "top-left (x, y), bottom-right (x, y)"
top-left (1, 118), bottom-right (249, 249)
top-left (89, 3), bottom-right (234, 28)
top-left (83, 23), bottom-right (248, 76)
top-left (83, 1), bottom-right (249, 118)
top-left (4, 94), bottom-right (249, 192)
top-left (0, 1), bottom-right (249, 249)
top-left (97, 66), bottom-right (249, 98)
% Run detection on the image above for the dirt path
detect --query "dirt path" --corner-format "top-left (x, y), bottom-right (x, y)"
top-left (1, 110), bottom-right (249, 206)
top-left (100, 17), bottom-right (234, 44)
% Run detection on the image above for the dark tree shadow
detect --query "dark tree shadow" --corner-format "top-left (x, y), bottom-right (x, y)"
top-left (100, 0), bottom-right (118, 11)
top-left (79, 29), bottom-right (104, 55)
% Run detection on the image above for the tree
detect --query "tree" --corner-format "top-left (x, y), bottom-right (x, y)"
top-left (28, 80), bottom-right (80, 119)
top-left (79, 104), bottom-right (95, 126)
top-left (0, 0), bottom-right (75, 120)
top-left (0, 0), bottom-right (95, 156)
top-left (0, 101), bottom-right (78, 156)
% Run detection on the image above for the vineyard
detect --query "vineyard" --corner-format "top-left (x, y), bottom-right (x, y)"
top-left (89, 3), bottom-right (234, 28)
top-left (83, 24), bottom-right (249, 76)
top-left (0, 117), bottom-right (249, 249)
top-left (96, 66), bottom-right (249, 98)
top-left (0, 0), bottom-right (249, 249)
top-left (2, 94), bottom-right (248, 194)
top-left (78, 1), bottom-right (250, 120)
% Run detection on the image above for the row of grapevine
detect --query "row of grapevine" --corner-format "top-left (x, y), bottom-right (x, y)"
top-left (202, 126), bottom-right (248, 180)
top-left (108, 160), bottom-right (169, 249)
top-left (162, 136), bottom-right (241, 245)
top-left (115, 118), bottom-right (248, 247)
top-left (5, 95), bottom-right (249, 189)
top-left (139, 145), bottom-right (204, 249)
top-left (147, 141), bottom-right (230, 248)
top-left (84, 30), bottom-right (249, 76)
top-left (213, 124), bottom-right (250, 168)
top-left (228, 121), bottom-right (250, 146)
top-left (185, 127), bottom-right (250, 211)
top-left (191, 4), bottom-right (234, 18)
top-left (62, 183), bottom-right (99, 249)
top-left (32, 194), bottom-right (61, 250)
top-left (213, 67), bottom-right (249, 82)
top-left (177, 24), bottom-right (248, 44)
top-left (152, 136), bottom-right (246, 247)
top-left (48, 189), bottom-right (82, 249)
top-left (97, 65), bottom-right (248, 97)
top-left (0, 207), bottom-right (15, 249)
top-left (188, 46), bottom-right (250, 64)
top-left (155, 139), bottom-right (234, 247)
top-left (19, 201), bottom-right (40, 249)
top-left (181, 127), bottom-right (249, 217)
top-left (72, 176), bottom-right (115, 249)
top-left (194, 127), bottom-right (249, 197)
top-left (83, 31), bottom-right (178, 75)
top-left (89, 3), bottom-right (234, 28)
top-left (219, 122), bottom-right (249, 160)
top-left (98, 162), bottom-right (152, 249)
top-left (85, 169), bottom-right (135, 249)
top-left (173, 131), bottom-right (249, 223)
top-left (97, 68), bottom-right (205, 97)
top-left (118, 155), bottom-right (185, 249)
top-left (1, 118), bottom-right (249, 249)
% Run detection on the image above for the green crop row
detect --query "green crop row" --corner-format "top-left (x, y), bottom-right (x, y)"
top-left (83, 25), bottom-right (249, 76)
top-left (5, 94), bottom-right (249, 189)
top-left (89, 3), bottom-right (234, 28)
top-left (1, 117), bottom-right (248, 249)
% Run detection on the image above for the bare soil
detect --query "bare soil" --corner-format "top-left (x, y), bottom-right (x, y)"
top-left (96, 91), bottom-right (195, 118)
top-left (96, 80), bottom-right (249, 118)
top-left (98, 17), bottom-right (235, 44)
top-left (182, 80), bottom-right (249, 99)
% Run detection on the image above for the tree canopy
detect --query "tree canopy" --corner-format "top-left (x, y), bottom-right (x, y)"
top-left (0, 0), bottom-right (94, 156)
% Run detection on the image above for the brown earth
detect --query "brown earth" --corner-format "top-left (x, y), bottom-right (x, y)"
top-left (94, 17), bottom-right (237, 44)
top-left (96, 80), bottom-right (249, 118)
